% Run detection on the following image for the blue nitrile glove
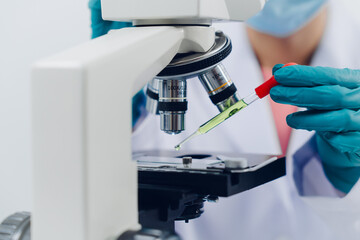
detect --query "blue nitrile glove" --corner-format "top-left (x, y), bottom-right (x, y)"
top-left (89, 0), bottom-right (132, 38)
top-left (270, 64), bottom-right (360, 194)
top-left (132, 89), bottom-right (147, 128)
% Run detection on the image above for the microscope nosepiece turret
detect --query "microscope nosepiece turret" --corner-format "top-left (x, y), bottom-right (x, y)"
top-left (145, 31), bottom-right (239, 135)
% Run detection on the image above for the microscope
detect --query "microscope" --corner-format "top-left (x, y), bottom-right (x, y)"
top-left (0, 1), bottom-right (286, 240)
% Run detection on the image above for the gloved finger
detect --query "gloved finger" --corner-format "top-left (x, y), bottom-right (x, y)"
top-left (318, 132), bottom-right (360, 160)
top-left (316, 133), bottom-right (360, 193)
top-left (286, 109), bottom-right (360, 132)
top-left (89, 0), bottom-right (100, 9)
top-left (89, 0), bottom-right (109, 38)
top-left (270, 85), bottom-right (360, 109)
top-left (274, 65), bottom-right (360, 89)
top-left (132, 89), bottom-right (147, 127)
top-left (89, 0), bottom-right (133, 38)
top-left (272, 64), bottom-right (284, 75)
top-left (90, 10), bottom-right (109, 38)
top-left (90, 11), bottom-right (132, 38)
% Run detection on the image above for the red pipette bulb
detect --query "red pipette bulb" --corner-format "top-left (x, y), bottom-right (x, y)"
top-left (255, 63), bottom-right (298, 99)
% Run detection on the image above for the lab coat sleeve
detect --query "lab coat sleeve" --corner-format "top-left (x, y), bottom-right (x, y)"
top-left (293, 134), bottom-right (345, 197)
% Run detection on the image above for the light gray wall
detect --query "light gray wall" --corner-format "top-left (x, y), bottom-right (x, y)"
top-left (0, 0), bottom-right (90, 220)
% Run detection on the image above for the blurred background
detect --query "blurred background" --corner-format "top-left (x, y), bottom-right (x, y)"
top-left (0, 0), bottom-right (359, 221)
top-left (0, 0), bottom-right (90, 220)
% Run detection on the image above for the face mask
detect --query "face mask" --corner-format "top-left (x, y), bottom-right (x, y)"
top-left (246, 0), bottom-right (327, 38)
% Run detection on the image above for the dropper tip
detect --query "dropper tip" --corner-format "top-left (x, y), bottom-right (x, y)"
top-left (174, 130), bottom-right (200, 151)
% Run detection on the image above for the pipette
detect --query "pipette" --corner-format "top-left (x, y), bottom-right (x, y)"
top-left (175, 63), bottom-right (297, 150)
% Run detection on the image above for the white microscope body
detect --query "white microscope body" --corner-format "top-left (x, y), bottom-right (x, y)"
top-left (32, 1), bottom-right (265, 240)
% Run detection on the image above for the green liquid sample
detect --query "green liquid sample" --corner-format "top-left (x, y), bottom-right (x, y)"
top-left (198, 99), bottom-right (248, 134)
top-left (174, 100), bottom-right (248, 150)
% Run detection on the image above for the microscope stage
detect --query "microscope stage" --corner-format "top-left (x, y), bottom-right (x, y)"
top-left (133, 151), bottom-right (285, 231)
top-left (135, 151), bottom-right (285, 197)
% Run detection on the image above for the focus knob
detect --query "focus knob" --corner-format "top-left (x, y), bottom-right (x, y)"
top-left (0, 212), bottom-right (31, 240)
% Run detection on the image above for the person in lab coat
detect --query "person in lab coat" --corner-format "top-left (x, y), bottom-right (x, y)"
top-left (89, 0), bottom-right (360, 239)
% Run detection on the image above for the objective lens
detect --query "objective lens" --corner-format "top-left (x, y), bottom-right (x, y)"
top-left (198, 63), bottom-right (240, 112)
top-left (158, 79), bottom-right (187, 135)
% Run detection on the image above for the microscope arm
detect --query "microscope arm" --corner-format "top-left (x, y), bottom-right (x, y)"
top-left (32, 26), bottom-right (214, 240)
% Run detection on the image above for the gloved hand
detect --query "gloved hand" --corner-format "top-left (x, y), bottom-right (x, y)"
top-left (89, 0), bottom-right (132, 38)
top-left (270, 64), bottom-right (360, 194)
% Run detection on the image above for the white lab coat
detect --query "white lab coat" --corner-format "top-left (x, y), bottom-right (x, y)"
top-left (132, 1), bottom-right (360, 239)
